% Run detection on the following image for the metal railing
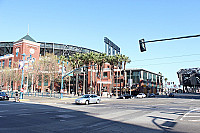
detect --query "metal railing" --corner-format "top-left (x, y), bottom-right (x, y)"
top-left (6, 91), bottom-right (73, 99)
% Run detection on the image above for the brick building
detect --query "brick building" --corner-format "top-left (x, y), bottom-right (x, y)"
top-left (0, 35), bottom-right (163, 96)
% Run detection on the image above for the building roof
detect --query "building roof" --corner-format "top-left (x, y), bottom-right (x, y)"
top-left (18, 34), bottom-right (36, 42)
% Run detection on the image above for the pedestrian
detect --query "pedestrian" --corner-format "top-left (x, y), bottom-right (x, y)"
top-left (15, 91), bottom-right (20, 102)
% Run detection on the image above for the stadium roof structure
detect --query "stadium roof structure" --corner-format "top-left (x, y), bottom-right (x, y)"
top-left (18, 34), bottom-right (36, 42)
top-left (0, 35), bottom-right (101, 57)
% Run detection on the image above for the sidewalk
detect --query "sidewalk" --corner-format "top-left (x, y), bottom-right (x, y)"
top-left (9, 95), bottom-right (115, 104)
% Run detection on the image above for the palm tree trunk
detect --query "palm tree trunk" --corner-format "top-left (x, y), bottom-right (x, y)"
top-left (83, 71), bottom-right (85, 95)
top-left (68, 76), bottom-right (70, 95)
top-left (95, 67), bottom-right (97, 95)
top-left (76, 74), bottom-right (78, 95)
top-left (116, 68), bottom-right (118, 97)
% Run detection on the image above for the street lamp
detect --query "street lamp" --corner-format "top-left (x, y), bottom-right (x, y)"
top-left (60, 61), bottom-right (65, 99)
top-left (16, 48), bottom-right (34, 99)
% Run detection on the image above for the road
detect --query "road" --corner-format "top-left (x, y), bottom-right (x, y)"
top-left (0, 94), bottom-right (200, 133)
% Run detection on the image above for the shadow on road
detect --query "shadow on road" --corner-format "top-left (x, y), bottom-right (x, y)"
top-left (156, 93), bottom-right (200, 99)
top-left (148, 116), bottom-right (177, 132)
top-left (0, 101), bottom-right (181, 133)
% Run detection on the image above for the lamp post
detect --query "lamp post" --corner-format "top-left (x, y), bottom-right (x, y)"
top-left (60, 61), bottom-right (65, 99)
top-left (16, 48), bottom-right (34, 99)
top-left (60, 61), bottom-right (69, 99)
top-left (20, 54), bottom-right (26, 99)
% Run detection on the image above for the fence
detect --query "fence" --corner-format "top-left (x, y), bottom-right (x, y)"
top-left (6, 91), bottom-right (67, 99)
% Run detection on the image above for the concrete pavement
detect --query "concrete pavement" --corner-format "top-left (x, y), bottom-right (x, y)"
top-left (2, 94), bottom-right (200, 133)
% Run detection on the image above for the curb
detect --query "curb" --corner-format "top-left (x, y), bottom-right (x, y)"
top-left (60, 98), bottom-right (77, 100)
top-left (20, 99), bottom-right (30, 101)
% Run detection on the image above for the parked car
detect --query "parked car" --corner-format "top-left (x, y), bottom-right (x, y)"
top-left (149, 93), bottom-right (155, 97)
top-left (136, 93), bottom-right (146, 98)
top-left (118, 94), bottom-right (133, 99)
top-left (0, 92), bottom-right (9, 100)
top-left (169, 93), bottom-right (174, 97)
top-left (75, 94), bottom-right (101, 105)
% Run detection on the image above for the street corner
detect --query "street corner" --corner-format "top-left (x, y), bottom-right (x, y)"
top-left (19, 99), bottom-right (30, 102)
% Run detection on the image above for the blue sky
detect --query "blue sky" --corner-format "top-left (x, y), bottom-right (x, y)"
top-left (0, 0), bottom-right (200, 85)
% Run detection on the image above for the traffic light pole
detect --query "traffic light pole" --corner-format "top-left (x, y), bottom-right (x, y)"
top-left (145, 34), bottom-right (200, 43)
top-left (139, 34), bottom-right (200, 52)
top-left (60, 64), bottom-right (96, 99)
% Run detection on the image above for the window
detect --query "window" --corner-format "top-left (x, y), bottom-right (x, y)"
top-left (44, 75), bottom-right (48, 86)
top-left (103, 72), bottom-right (107, 77)
top-left (9, 59), bottom-right (12, 68)
top-left (153, 74), bottom-right (156, 82)
top-left (38, 75), bottom-right (42, 86)
top-left (115, 79), bottom-right (120, 83)
top-left (143, 71), bottom-right (147, 81)
top-left (2, 60), bottom-right (5, 69)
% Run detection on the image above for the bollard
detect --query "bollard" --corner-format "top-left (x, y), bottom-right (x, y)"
top-left (28, 92), bottom-right (29, 96)
top-left (42, 93), bottom-right (43, 97)
top-left (54, 92), bottom-right (55, 98)
top-left (35, 92), bottom-right (36, 97)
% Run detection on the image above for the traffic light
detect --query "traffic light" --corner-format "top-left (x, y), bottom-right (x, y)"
top-left (139, 39), bottom-right (146, 52)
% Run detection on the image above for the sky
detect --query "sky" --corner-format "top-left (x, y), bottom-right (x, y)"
top-left (0, 0), bottom-right (200, 85)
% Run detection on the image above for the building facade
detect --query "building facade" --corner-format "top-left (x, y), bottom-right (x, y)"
top-left (0, 35), bottom-right (163, 96)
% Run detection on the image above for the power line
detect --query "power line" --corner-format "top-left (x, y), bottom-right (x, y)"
top-left (134, 53), bottom-right (200, 62)
top-left (133, 59), bottom-right (200, 67)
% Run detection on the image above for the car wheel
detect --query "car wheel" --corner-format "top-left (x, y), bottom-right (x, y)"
top-left (85, 100), bottom-right (89, 105)
top-left (96, 100), bottom-right (100, 104)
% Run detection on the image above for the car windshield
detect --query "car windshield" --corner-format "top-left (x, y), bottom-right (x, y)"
top-left (139, 93), bottom-right (142, 95)
top-left (81, 95), bottom-right (90, 98)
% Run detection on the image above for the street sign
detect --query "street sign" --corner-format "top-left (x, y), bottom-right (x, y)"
top-left (97, 81), bottom-right (111, 84)
top-left (68, 73), bottom-right (73, 76)
top-left (74, 68), bottom-right (82, 74)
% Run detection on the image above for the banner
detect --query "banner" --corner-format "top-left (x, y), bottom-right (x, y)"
top-left (19, 60), bottom-right (24, 69)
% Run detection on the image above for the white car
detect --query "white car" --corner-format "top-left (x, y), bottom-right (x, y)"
top-left (75, 94), bottom-right (101, 105)
top-left (136, 93), bottom-right (146, 98)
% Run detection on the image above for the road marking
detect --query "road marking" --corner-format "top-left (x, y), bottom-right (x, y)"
top-left (183, 116), bottom-right (200, 117)
top-left (0, 110), bottom-right (8, 112)
top-left (17, 114), bottom-right (31, 116)
top-left (180, 108), bottom-right (200, 121)
top-left (56, 114), bottom-right (75, 119)
top-left (0, 104), bottom-right (9, 105)
top-left (188, 119), bottom-right (200, 122)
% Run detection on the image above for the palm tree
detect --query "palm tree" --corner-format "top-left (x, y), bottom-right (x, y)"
top-left (67, 55), bottom-right (76, 95)
top-left (72, 53), bottom-right (81, 95)
top-left (93, 52), bottom-right (99, 94)
top-left (117, 54), bottom-right (124, 95)
top-left (114, 54), bottom-right (123, 97)
top-left (88, 52), bottom-right (95, 93)
top-left (122, 55), bottom-right (131, 93)
top-left (80, 53), bottom-right (90, 94)
top-left (95, 53), bottom-right (107, 96)
top-left (106, 55), bottom-right (117, 95)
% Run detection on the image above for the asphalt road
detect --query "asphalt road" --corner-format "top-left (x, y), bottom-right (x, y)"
top-left (0, 94), bottom-right (200, 133)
